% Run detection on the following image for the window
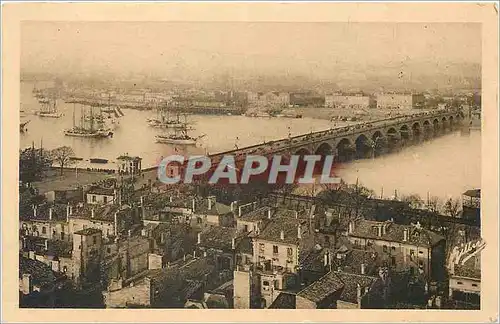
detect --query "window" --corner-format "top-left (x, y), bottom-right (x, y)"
top-left (287, 248), bottom-right (293, 257)
top-left (42, 227), bottom-right (47, 234)
top-left (383, 245), bottom-right (388, 252)
top-left (61, 232), bottom-right (65, 240)
top-left (107, 248), bottom-right (111, 253)
top-left (103, 196), bottom-right (108, 204)
top-left (263, 281), bottom-right (269, 286)
top-left (243, 225), bottom-right (249, 232)
top-left (92, 195), bottom-right (96, 202)
top-left (63, 266), bottom-right (67, 273)
top-left (274, 280), bottom-right (279, 289)
top-left (391, 246), bottom-right (396, 251)
top-left (472, 284), bottom-right (478, 287)
top-left (419, 251), bottom-right (424, 254)
top-left (457, 281), bottom-right (463, 285)
top-left (391, 256), bottom-right (396, 266)
top-left (410, 249), bottom-right (415, 260)
top-left (197, 217), bottom-right (202, 224)
top-left (259, 243), bottom-right (265, 253)
top-left (273, 245), bottom-right (279, 254)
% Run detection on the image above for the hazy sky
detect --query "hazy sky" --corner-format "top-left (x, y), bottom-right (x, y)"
top-left (21, 22), bottom-right (481, 79)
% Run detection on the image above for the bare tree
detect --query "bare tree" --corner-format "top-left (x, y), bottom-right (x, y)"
top-left (401, 194), bottom-right (424, 209)
top-left (427, 195), bottom-right (442, 213)
top-left (50, 146), bottom-right (75, 175)
top-left (444, 198), bottom-right (462, 218)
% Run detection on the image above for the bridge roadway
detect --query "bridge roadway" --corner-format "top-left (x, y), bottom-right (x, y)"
top-left (207, 109), bottom-right (464, 165)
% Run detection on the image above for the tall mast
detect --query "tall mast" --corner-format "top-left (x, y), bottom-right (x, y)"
top-left (90, 105), bottom-right (94, 132)
top-left (72, 102), bottom-right (76, 127)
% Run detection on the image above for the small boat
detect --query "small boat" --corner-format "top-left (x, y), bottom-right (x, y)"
top-left (36, 111), bottom-right (64, 118)
top-left (90, 158), bottom-right (108, 164)
top-left (69, 157), bottom-right (84, 161)
top-left (20, 120), bottom-right (30, 133)
top-left (64, 128), bottom-right (114, 138)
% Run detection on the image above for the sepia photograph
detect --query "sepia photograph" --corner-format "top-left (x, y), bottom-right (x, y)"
top-left (2, 2), bottom-right (498, 323)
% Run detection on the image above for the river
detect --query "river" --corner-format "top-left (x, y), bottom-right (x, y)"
top-left (20, 82), bottom-right (480, 200)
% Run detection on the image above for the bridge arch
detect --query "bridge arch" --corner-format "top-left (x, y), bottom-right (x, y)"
top-left (336, 138), bottom-right (355, 162)
top-left (433, 118), bottom-right (440, 135)
top-left (315, 142), bottom-right (333, 156)
top-left (441, 116), bottom-right (448, 131)
top-left (371, 130), bottom-right (386, 157)
top-left (412, 122), bottom-right (421, 139)
top-left (355, 134), bottom-right (372, 159)
top-left (399, 124), bottom-right (411, 141)
top-left (293, 147), bottom-right (312, 156)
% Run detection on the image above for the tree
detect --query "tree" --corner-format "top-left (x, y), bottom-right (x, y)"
top-left (427, 195), bottom-right (442, 213)
top-left (50, 146), bottom-right (75, 175)
top-left (401, 194), bottom-right (425, 209)
top-left (19, 147), bottom-right (52, 184)
top-left (444, 198), bottom-right (461, 218)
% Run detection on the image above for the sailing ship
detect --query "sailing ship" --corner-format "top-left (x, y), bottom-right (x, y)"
top-left (147, 102), bottom-right (186, 129)
top-left (155, 115), bottom-right (205, 145)
top-left (64, 103), bottom-right (113, 138)
top-left (35, 96), bottom-right (63, 118)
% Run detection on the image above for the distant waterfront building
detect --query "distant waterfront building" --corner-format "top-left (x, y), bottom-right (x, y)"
top-left (376, 93), bottom-right (425, 109)
top-left (117, 154), bottom-right (142, 176)
top-left (325, 93), bottom-right (370, 109)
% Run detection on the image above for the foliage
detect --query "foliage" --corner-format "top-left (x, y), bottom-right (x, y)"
top-left (400, 194), bottom-right (425, 209)
top-left (19, 147), bottom-right (52, 184)
top-left (443, 197), bottom-right (461, 218)
top-left (50, 146), bottom-right (75, 175)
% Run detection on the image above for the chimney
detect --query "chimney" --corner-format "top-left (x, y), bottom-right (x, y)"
top-left (44, 239), bottom-right (48, 251)
top-left (231, 237), bottom-right (236, 250)
top-left (348, 221), bottom-right (354, 234)
top-left (377, 225), bottom-right (382, 237)
top-left (183, 254), bottom-right (186, 261)
top-left (203, 251), bottom-right (207, 257)
top-left (295, 211), bottom-right (298, 219)
top-left (33, 205), bottom-right (37, 217)
top-left (66, 205), bottom-right (70, 221)
top-left (128, 229), bottom-right (132, 238)
top-left (403, 229), bottom-right (408, 242)
top-left (192, 198), bottom-right (196, 212)
top-left (280, 230), bottom-right (285, 240)
top-left (356, 284), bottom-right (362, 308)
top-left (169, 196), bottom-right (173, 203)
top-left (193, 250), bottom-right (197, 258)
top-left (69, 205), bottom-right (73, 215)
top-left (114, 212), bottom-right (118, 237)
top-left (22, 237), bottom-right (27, 249)
top-left (91, 209), bottom-right (95, 219)
top-left (140, 196), bottom-right (144, 206)
top-left (238, 206), bottom-right (242, 217)
top-left (361, 263), bottom-right (366, 275)
top-left (197, 232), bottom-right (201, 244)
top-left (297, 225), bottom-right (302, 239)
top-left (323, 252), bottom-right (329, 267)
top-left (21, 274), bottom-right (32, 295)
top-left (267, 208), bottom-right (272, 219)
top-left (49, 208), bottom-right (53, 221)
top-left (208, 197), bottom-right (212, 210)
top-left (160, 232), bottom-right (165, 243)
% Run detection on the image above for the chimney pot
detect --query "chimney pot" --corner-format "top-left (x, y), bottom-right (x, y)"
top-left (192, 198), bottom-right (196, 212)
top-left (297, 225), bottom-right (302, 239)
top-left (267, 209), bottom-right (272, 219)
top-left (348, 221), bottom-right (354, 234)
top-left (91, 209), bottom-right (95, 219)
top-left (128, 230), bottom-right (132, 237)
top-left (197, 232), bottom-right (201, 244)
top-left (403, 229), bottom-right (408, 242)
top-left (280, 230), bottom-right (285, 240)
top-left (33, 205), bottom-right (37, 217)
top-left (49, 208), bottom-right (53, 220)
top-left (208, 197), bottom-right (212, 210)
top-left (361, 263), bottom-right (366, 275)
top-left (44, 239), bottom-right (48, 250)
top-left (231, 237), bottom-right (236, 250)
top-left (169, 196), bottom-right (173, 203)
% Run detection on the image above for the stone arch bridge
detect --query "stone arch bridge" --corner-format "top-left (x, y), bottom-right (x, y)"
top-left (209, 109), bottom-right (465, 166)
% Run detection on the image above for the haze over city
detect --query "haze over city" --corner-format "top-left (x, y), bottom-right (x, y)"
top-left (21, 22), bottom-right (481, 92)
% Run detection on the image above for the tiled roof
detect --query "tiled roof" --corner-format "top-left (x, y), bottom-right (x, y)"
top-left (87, 187), bottom-right (115, 196)
top-left (269, 292), bottom-right (296, 309)
top-left (238, 206), bottom-right (271, 222)
top-left (463, 189), bottom-right (480, 198)
top-left (46, 239), bottom-right (73, 258)
top-left (256, 217), bottom-right (308, 246)
top-left (299, 248), bottom-right (328, 273)
top-left (70, 204), bottom-right (127, 222)
top-left (20, 203), bottom-right (69, 222)
top-left (195, 199), bottom-right (232, 216)
top-left (297, 271), bottom-right (344, 303)
top-left (19, 255), bottom-right (58, 287)
top-left (336, 272), bottom-right (377, 304)
top-left (350, 220), bottom-right (444, 247)
top-left (199, 226), bottom-right (238, 251)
